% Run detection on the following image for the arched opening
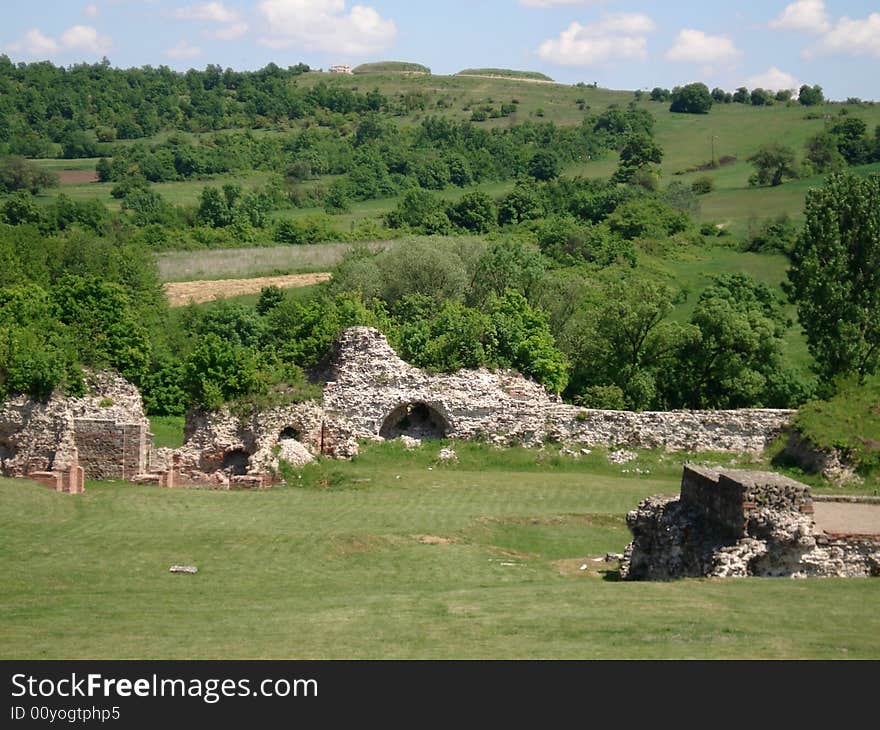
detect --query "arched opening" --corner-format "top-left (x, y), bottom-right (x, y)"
top-left (279, 427), bottom-right (300, 442)
top-left (221, 449), bottom-right (250, 476)
top-left (379, 402), bottom-right (450, 440)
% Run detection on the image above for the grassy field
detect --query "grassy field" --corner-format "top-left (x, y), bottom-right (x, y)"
top-left (1, 441), bottom-right (878, 660)
top-left (156, 241), bottom-right (391, 282)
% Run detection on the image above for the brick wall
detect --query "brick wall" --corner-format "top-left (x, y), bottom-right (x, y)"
top-left (73, 419), bottom-right (152, 480)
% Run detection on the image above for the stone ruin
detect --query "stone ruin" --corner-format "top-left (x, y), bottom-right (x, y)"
top-left (0, 371), bottom-right (152, 494)
top-left (621, 465), bottom-right (880, 580)
top-left (1, 326), bottom-right (796, 491)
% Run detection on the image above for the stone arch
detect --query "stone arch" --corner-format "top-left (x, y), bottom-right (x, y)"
top-left (379, 402), bottom-right (451, 440)
top-left (221, 449), bottom-right (250, 476)
top-left (279, 426), bottom-right (300, 442)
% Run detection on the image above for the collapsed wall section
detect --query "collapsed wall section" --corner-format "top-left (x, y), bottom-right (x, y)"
top-left (621, 466), bottom-right (879, 580)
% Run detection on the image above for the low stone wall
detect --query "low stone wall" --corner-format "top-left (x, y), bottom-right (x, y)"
top-left (548, 406), bottom-right (793, 453)
top-left (621, 466), bottom-right (879, 580)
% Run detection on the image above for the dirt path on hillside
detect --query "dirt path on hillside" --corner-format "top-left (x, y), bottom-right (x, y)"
top-left (164, 273), bottom-right (332, 307)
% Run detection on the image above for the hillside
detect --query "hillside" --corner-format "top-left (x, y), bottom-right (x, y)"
top-left (353, 61), bottom-right (431, 75)
top-left (456, 68), bottom-right (555, 82)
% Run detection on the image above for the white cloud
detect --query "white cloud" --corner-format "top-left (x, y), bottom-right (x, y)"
top-left (84, 3), bottom-right (100, 17)
top-left (166, 40), bottom-right (203, 59)
top-left (769, 0), bottom-right (830, 34)
top-left (175, 2), bottom-right (248, 40)
top-left (258, 0), bottom-right (397, 56)
top-left (665, 29), bottom-right (740, 63)
top-left (520, 1), bottom-right (607, 6)
top-left (746, 66), bottom-right (799, 92)
top-left (810, 13), bottom-right (880, 58)
top-left (60, 25), bottom-right (112, 54)
top-left (175, 2), bottom-right (238, 23)
top-left (207, 22), bottom-right (249, 40)
top-left (5, 25), bottom-right (111, 58)
top-left (5, 29), bottom-right (59, 57)
top-left (537, 13), bottom-right (656, 65)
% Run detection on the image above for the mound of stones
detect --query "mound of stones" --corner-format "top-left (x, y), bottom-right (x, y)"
top-left (621, 466), bottom-right (880, 580)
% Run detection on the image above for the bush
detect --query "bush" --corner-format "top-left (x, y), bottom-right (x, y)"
top-left (670, 83), bottom-right (713, 114)
top-left (691, 176), bottom-right (714, 195)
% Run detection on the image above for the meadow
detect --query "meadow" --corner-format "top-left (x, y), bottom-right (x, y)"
top-left (1, 441), bottom-right (878, 660)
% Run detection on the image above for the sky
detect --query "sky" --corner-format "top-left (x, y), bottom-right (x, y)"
top-left (2, 1), bottom-right (879, 99)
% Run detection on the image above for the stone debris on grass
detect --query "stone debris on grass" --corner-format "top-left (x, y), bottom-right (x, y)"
top-left (607, 449), bottom-right (638, 465)
top-left (398, 435), bottom-right (422, 449)
top-left (169, 565), bottom-right (198, 574)
top-left (437, 447), bottom-right (458, 462)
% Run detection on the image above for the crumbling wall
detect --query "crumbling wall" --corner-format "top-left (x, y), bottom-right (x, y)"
top-left (322, 327), bottom-right (793, 453)
top-left (621, 466), bottom-right (880, 580)
top-left (151, 400), bottom-right (337, 489)
top-left (0, 371), bottom-right (153, 482)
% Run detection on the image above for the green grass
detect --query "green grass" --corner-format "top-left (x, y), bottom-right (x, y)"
top-left (149, 416), bottom-right (186, 449)
top-left (456, 68), bottom-right (555, 82)
top-left (2, 441), bottom-right (878, 659)
top-left (156, 241), bottom-right (391, 282)
top-left (353, 62), bottom-right (430, 75)
top-left (791, 375), bottom-right (880, 476)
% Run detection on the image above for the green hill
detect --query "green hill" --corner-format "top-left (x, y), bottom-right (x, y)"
top-left (456, 68), bottom-right (555, 82)
top-left (353, 61), bottom-right (431, 75)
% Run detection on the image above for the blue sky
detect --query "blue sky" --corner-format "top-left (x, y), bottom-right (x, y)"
top-left (2, 1), bottom-right (879, 99)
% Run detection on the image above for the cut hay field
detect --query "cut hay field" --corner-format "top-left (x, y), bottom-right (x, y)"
top-left (156, 240), bottom-right (392, 282)
top-left (1, 442), bottom-right (878, 660)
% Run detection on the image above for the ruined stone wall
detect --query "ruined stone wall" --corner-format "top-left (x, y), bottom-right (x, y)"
top-left (321, 327), bottom-right (793, 453)
top-left (0, 371), bottom-right (153, 482)
top-left (621, 466), bottom-right (879, 580)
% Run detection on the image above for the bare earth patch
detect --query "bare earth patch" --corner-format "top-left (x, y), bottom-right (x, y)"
top-left (813, 502), bottom-right (880, 536)
top-left (164, 272), bottom-right (332, 307)
top-left (57, 169), bottom-right (99, 184)
top-left (414, 535), bottom-right (457, 545)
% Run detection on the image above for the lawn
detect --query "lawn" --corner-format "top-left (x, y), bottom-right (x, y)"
top-left (2, 441), bottom-right (877, 660)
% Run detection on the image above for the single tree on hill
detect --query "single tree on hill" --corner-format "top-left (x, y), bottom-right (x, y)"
top-left (747, 144), bottom-right (799, 187)
top-left (798, 84), bottom-right (825, 106)
top-left (669, 83), bottom-right (713, 114)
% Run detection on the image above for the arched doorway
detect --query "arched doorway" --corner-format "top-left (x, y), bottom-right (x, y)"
top-left (279, 427), bottom-right (300, 442)
top-left (221, 449), bottom-right (250, 476)
top-left (379, 402), bottom-right (451, 440)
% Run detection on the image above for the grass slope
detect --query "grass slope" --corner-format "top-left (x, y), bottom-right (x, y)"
top-left (2, 442), bottom-right (878, 659)
top-left (353, 62), bottom-right (430, 74)
top-left (456, 68), bottom-right (555, 82)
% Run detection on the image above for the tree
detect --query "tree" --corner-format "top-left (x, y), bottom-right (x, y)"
top-left (527, 150), bottom-right (560, 181)
top-left (450, 192), bottom-right (497, 233)
top-left (666, 274), bottom-right (799, 408)
top-left (747, 144), bottom-right (799, 187)
top-left (612, 133), bottom-right (663, 183)
top-left (804, 131), bottom-right (845, 173)
top-left (750, 88), bottom-right (774, 106)
top-left (669, 83), bottom-right (713, 114)
top-left (798, 84), bottom-right (824, 106)
top-left (650, 87), bottom-right (670, 102)
top-left (786, 173), bottom-right (880, 383)
top-left (732, 87), bottom-right (750, 104)
top-left (566, 280), bottom-right (690, 409)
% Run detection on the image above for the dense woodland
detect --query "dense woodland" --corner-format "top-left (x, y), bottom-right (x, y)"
top-left (1, 60), bottom-right (879, 426)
